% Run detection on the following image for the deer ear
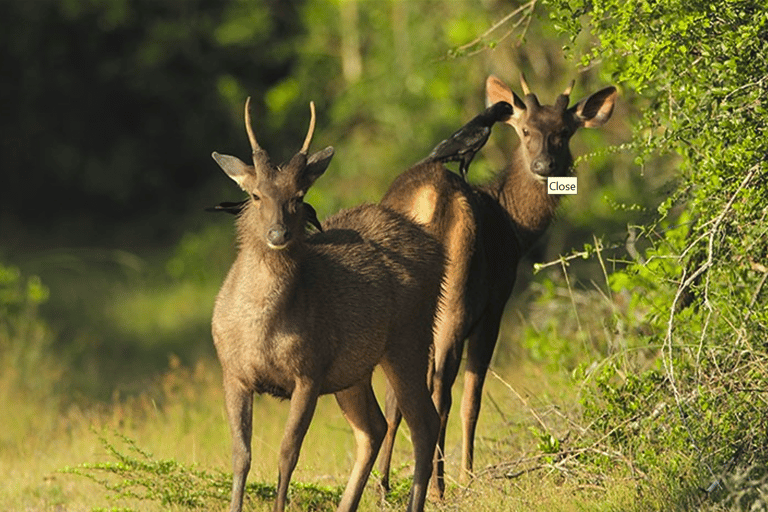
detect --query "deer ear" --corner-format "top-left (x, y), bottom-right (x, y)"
top-left (570, 86), bottom-right (617, 128)
top-left (212, 152), bottom-right (252, 188)
top-left (486, 75), bottom-right (526, 124)
top-left (300, 146), bottom-right (334, 189)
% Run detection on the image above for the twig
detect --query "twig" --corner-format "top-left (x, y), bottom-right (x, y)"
top-left (443, 0), bottom-right (537, 58)
top-left (560, 256), bottom-right (584, 336)
top-left (489, 369), bottom-right (549, 432)
top-left (593, 234), bottom-right (612, 302)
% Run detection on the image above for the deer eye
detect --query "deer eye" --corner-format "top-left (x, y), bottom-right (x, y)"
top-left (251, 193), bottom-right (260, 201)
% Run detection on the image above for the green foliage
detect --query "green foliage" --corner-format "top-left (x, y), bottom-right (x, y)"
top-left (530, 426), bottom-right (561, 457)
top-left (546, 0), bottom-right (768, 506)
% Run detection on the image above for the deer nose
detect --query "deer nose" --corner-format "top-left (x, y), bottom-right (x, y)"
top-left (266, 225), bottom-right (292, 249)
top-left (531, 157), bottom-right (554, 176)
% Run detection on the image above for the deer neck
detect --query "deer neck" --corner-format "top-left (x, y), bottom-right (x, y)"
top-left (491, 150), bottom-right (561, 244)
top-left (235, 209), bottom-right (303, 306)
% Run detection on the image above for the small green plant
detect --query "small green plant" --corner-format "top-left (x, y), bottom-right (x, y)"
top-left (61, 428), bottom-right (231, 509)
top-left (62, 428), bottom-right (343, 511)
top-left (371, 466), bottom-right (413, 508)
top-left (530, 426), bottom-right (561, 457)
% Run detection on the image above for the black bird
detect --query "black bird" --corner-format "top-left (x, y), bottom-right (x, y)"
top-left (206, 200), bottom-right (323, 232)
top-left (205, 200), bottom-right (248, 215)
top-left (420, 100), bottom-right (514, 181)
top-left (302, 202), bottom-right (323, 233)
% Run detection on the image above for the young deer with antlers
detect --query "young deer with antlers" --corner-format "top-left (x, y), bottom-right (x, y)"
top-left (378, 74), bottom-right (617, 497)
top-left (211, 98), bottom-right (443, 512)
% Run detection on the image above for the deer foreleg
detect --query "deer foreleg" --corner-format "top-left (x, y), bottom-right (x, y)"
top-left (274, 380), bottom-right (320, 512)
top-left (223, 374), bottom-right (253, 512)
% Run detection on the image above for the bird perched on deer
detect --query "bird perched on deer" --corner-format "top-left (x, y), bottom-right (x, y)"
top-left (419, 100), bottom-right (514, 181)
top-left (206, 199), bottom-right (323, 232)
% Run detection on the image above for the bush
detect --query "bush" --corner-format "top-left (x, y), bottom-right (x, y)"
top-left (545, 0), bottom-right (768, 507)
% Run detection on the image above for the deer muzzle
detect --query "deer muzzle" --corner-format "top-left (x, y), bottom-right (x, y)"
top-left (266, 225), bottom-right (292, 250)
top-left (531, 156), bottom-right (555, 178)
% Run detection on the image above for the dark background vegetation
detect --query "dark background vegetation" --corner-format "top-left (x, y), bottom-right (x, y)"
top-left (1, 0), bottom-right (301, 248)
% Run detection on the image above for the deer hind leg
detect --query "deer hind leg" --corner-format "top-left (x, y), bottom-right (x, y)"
top-left (429, 338), bottom-right (465, 500)
top-left (274, 379), bottom-right (320, 512)
top-left (460, 308), bottom-right (504, 483)
top-left (377, 381), bottom-right (402, 493)
top-left (380, 352), bottom-right (439, 512)
top-left (222, 374), bottom-right (253, 512)
top-left (334, 378), bottom-right (387, 512)
top-left (379, 339), bottom-right (438, 494)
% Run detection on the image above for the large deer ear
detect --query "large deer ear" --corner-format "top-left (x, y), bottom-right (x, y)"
top-left (298, 146), bottom-right (334, 190)
top-left (486, 75), bottom-right (526, 125)
top-left (212, 152), bottom-right (251, 188)
top-left (570, 86), bottom-right (617, 128)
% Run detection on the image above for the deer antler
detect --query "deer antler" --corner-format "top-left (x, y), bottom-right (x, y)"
top-left (519, 73), bottom-right (531, 96)
top-left (300, 101), bottom-right (316, 154)
top-left (244, 96), bottom-right (263, 156)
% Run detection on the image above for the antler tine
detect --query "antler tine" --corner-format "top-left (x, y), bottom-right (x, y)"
top-left (519, 73), bottom-right (531, 96)
top-left (300, 101), bottom-right (316, 154)
top-left (562, 79), bottom-right (575, 97)
top-left (244, 96), bottom-right (262, 155)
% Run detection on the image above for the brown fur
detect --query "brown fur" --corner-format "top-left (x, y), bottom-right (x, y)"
top-left (212, 100), bottom-right (444, 512)
top-left (378, 76), bottom-right (617, 498)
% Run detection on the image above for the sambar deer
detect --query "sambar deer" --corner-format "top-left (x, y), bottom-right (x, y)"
top-left (378, 74), bottom-right (617, 497)
top-left (211, 97), bottom-right (443, 512)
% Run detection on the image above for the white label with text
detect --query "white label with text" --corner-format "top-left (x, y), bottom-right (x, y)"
top-left (547, 177), bottom-right (578, 195)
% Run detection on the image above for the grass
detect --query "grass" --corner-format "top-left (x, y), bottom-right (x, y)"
top-left (0, 241), bottom-right (713, 512)
top-left (2, 355), bottom-right (638, 512)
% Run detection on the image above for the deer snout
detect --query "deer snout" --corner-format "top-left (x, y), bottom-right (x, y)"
top-left (531, 156), bottom-right (555, 178)
top-left (266, 225), bottom-right (292, 249)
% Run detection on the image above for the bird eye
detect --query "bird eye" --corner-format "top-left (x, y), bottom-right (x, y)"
top-left (522, 128), bottom-right (530, 137)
